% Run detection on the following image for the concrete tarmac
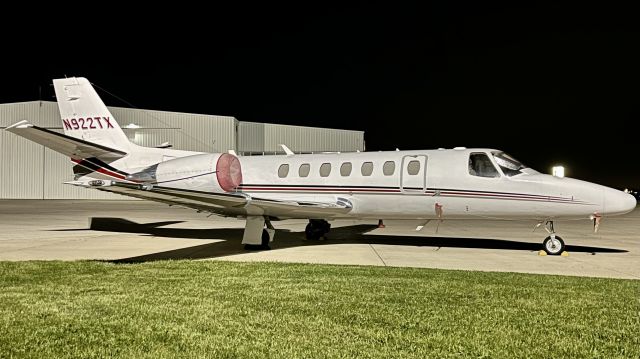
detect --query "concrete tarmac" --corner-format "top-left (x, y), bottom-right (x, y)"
top-left (0, 200), bottom-right (638, 279)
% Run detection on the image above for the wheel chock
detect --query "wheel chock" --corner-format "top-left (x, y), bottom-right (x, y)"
top-left (560, 251), bottom-right (569, 257)
top-left (538, 250), bottom-right (547, 256)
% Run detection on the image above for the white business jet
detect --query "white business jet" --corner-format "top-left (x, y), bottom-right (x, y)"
top-left (5, 77), bottom-right (636, 255)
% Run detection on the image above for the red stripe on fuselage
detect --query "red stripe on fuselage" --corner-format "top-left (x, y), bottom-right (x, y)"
top-left (239, 186), bottom-right (400, 193)
top-left (236, 185), bottom-right (589, 204)
top-left (71, 159), bottom-right (126, 180)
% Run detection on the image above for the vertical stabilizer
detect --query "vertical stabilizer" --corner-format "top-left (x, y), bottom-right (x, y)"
top-left (53, 77), bottom-right (131, 152)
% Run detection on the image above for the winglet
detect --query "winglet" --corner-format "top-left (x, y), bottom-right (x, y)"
top-left (279, 144), bottom-right (294, 156)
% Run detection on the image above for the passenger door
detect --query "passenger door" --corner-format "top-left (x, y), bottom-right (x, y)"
top-left (400, 155), bottom-right (427, 193)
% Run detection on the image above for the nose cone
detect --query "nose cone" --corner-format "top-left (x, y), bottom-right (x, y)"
top-left (603, 188), bottom-right (637, 216)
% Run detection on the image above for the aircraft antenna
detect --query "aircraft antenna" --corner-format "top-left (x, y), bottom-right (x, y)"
top-left (90, 81), bottom-right (218, 152)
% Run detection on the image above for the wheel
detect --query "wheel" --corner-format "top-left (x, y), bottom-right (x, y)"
top-left (305, 222), bottom-right (321, 240)
top-left (244, 244), bottom-right (260, 250)
top-left (305, 220), bottom-right (330, 240)
top-left (304, 219), bottom-right (331, 241)
top-left (320, 220), bottom-right (331, 234)
top-left (243, 229), bottom-right (271, 250)
top-left (543, 235), bottom-right (565, 255)
top-left (261, 229), bottom-right (271, 249)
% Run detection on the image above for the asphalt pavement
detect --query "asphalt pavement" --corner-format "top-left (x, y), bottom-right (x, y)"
top-left (0, 200), bottom-right (638, 279)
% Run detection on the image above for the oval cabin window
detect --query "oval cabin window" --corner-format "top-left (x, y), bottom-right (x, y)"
top-left (320, 163), bottom-right (331, 177)
top-left (278, 164), bottom-right (289, 178)
top-left (407, 160), bottom-right (420, 175)
top-left (299, 163), bottom-right (310, 177)
top-left (340, 162), bottom-right (352, 176)
top-left (383, 161), bottom-right (396, 176)
top-left (361, 162), bottom-right (373, 176)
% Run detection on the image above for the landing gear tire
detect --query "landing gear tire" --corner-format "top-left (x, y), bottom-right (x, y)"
top-left (244, 229), bottom-right (271, 251)
top-left (305, 219), bottom-right (330, 240)
top-left (261, 228), bottom-right (271, 249)
top-left (543, 235), bottom-right (565, 255)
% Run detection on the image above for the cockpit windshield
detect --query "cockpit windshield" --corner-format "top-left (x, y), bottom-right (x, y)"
top-left (491, 151), bottom-right (527, 177)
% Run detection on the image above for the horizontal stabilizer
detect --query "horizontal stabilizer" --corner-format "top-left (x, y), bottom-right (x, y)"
top-left (5, 120), bottom-right (127, 160)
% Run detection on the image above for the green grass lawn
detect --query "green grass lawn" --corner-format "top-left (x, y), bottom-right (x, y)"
top-left (0, 261), bottom-right (638, 358)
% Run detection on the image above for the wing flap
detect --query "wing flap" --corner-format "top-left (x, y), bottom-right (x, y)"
top-left (5, 120), bottom-right (127, 160)
top-left (87, 181), bottom-right (352, 218)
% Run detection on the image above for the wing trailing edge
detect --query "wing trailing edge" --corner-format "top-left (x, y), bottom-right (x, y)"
top-left (67, 180), bottom-right (352, 219)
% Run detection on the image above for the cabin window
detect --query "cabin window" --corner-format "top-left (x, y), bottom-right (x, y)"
top-left (361, 162), bottom-right (374, 176)
top-left (407, 160), bottom-right (421, 175)
top-left (492, 151), bottom-right (526, 177)
top-left (468, 153), bottom-right (500, 178)
top-left (278, 164), bottom-right (290, 178)
top-left (299, 163), bottom-right (310, 177)
top-left (320, 163), bottom-right (331, 177)
top-left (383, 161), bottom-right (396, 176)
top-left (340, 162), bottom-right (352, 176)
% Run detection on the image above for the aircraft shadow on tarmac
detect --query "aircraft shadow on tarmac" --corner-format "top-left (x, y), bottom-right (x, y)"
top-left (46, 217), bottom-right (629, 262)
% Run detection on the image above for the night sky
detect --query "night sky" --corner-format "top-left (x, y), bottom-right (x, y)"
top-left (2, 3), bottom-right (638, 188)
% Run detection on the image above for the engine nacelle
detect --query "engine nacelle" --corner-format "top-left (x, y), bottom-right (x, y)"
top-left (127, 153), bottom-right (242, 193)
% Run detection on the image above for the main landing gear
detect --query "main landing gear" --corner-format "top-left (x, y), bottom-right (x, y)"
top-left (541, 220), bottom-right (565, 255)
top-left (240, 217), bottom-right (332, 250)
top-left (242, 216), bottom-right (275, 250)
top-left (305, 219), bottom-right (331, 240)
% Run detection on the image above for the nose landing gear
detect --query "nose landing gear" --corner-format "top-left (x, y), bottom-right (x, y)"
top-left (541, 220), bottom-right (565, 255)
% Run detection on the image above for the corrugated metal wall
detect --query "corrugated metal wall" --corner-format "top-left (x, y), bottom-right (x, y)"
top-left (1, 102), bottom-right (51, 199)
top-left (238, 122), bottom-right (364, 155)
top-left (109, 107), bottom-right (236, 153)
top-left (1, 101), bottom-right (364, 199)
top-left (237, 122), bottom-right (266, 153)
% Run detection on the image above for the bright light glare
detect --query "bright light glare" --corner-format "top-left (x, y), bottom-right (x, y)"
top-left (125, 123), bottom-right (140, 129)
top-left (552, 166), bottom-right (565, 178)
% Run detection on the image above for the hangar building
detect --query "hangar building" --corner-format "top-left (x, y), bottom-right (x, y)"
top-left (0, 101), bottom-right (364, 199)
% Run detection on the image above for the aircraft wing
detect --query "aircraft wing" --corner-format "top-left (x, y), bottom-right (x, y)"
top-left (5, 120), bottom-right (127, 160)
top-left (82, 181), bottom-right (353, 219)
